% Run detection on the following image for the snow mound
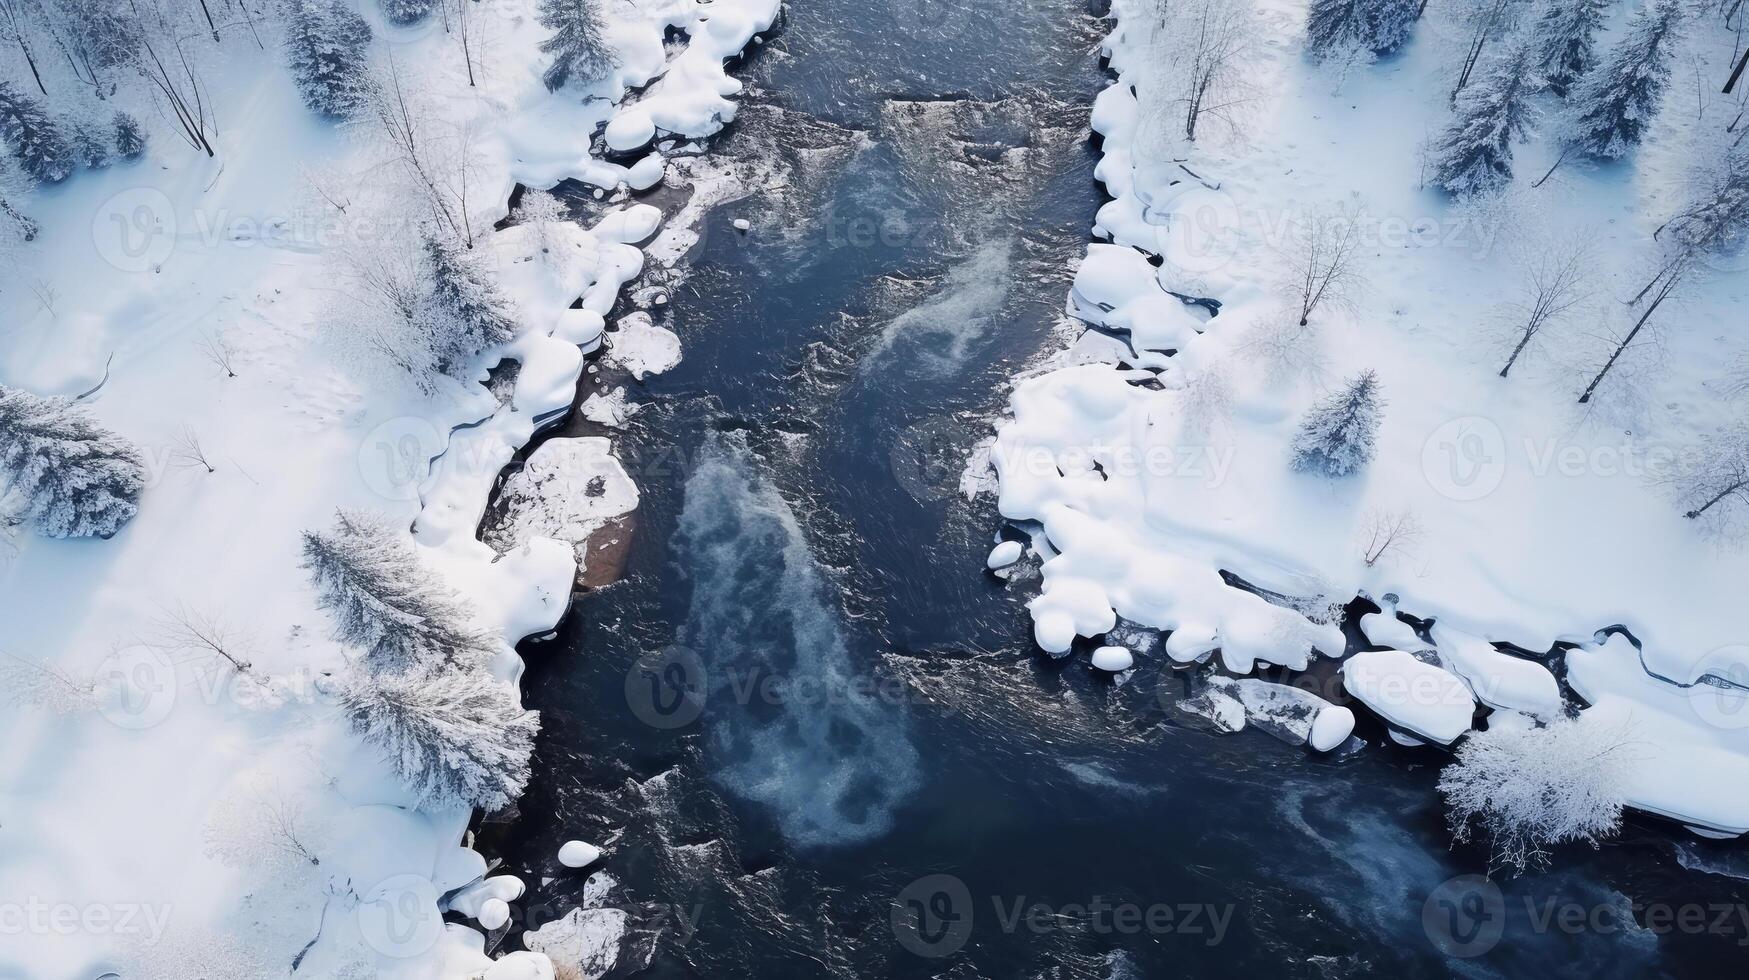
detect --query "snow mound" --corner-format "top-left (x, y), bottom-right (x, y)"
top-left (1341, 650), bottom-right (1476, 746)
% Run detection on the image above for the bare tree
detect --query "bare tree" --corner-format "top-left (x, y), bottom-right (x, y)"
top-left (1447, 0), bottom-right (1529, 99)
top-left (1668, 421), bottom-right (1749, 535)
top-left (28, 276), bottom-right (57, 317)
top-left (1175, 0), bottom-right (1258, 142)
top-left (515, 187), bottom-right (566, 258)
top-left (1497, 231), bottom-right (1594, 377)
top-left (1178, 359), bottom-right (1234, 435)
top-left (1277, 200), bottom-right (1370, 327)
top-left (168, 426), bottom-right (216, 473)
top-left (197, 330), bottom-right (237, 377)
top-left (364, 56), bottom-right (481, 246)
top-left (204, 779), bottom-right (326, 872)
top-left (130, 0), bottom-right (218, 157)
top-left (1359, 508), bottom-right (1424, 566)
top-left (0, 650), bottom-right (96, 712)
top-left (149, 602), bottom-right (255, 675)
top-left (1439, 712), bottom-right (1635, 873)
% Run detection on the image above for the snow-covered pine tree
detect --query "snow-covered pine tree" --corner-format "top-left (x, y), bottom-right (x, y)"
top-left (300, 508), bottom-right (494, 672)
top-left (70, 118), bottom-right (110, 168)
top-left (419, 230), bottom-right (518, 379)
top-left (1305, 0), bottom-right (1421, 62)
top-left (1566, 0), bottom-right (1683, 160)
top-left (0, 154), bottom-right (36, 242)
top-left (281, 0), bottom-right (375, 119)
top-left (1290, 370), bottom-right (1384, 476)
top-left (338, 663), bottom-right (538, 811)
top-left (538, 0), bottom-right (619, 92)
top-left (0, 81), bottom-right (75, 183)
top-left (1428, 38), bottom-right (1540, 196)
top-left (1528, 0), bottom-right (1607, 97)
top-left (379, 0), bottom-right (435, 24)
top-left (0, 385), bottom-right (146, 538)
top-left (112, 111), bottom-right (146, 159)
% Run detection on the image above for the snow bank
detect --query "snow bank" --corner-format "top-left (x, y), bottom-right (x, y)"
top-left (1341, 650), bottom-right (1476, 746)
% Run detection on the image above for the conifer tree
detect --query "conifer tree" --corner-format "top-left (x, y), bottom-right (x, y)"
top-left (538, 0), bottom-right (618, 92)
top-left (379, 0), bottom-right (436, 24)
top-left (0, 81), bottom-right (75, 182)
top-left (300, 508), bottom-right (494, 673)
top-left (282, 0), bottom-right (375, 118)
top-left (1428, 39), bottom-right (1540, 196)
top-left (1566, 0), bottom-right (1683, 160)
top-left (112, 111), bottom-right (146, 159)
top-left (1305, 0), bottom-right (1421, 62)
top-left (339, 663), bottom-right (538, 811)
top-left (0, 385), bottom-right (146, 538)
top-left (1529, 0), bottom-right (1608, 97)
top-left (419, 230), bottom-right (518, 379)
top-left (1290, 370), bottom-right (1384, 476)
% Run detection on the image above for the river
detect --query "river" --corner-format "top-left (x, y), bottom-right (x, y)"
top-left (480, 1), bottom-right (1749, 976)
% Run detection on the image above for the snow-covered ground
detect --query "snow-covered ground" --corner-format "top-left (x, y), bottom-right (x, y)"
top-left (981, 0), bottom-right (1749, 835)
top-left (0, 0), bottom-right (774, 975)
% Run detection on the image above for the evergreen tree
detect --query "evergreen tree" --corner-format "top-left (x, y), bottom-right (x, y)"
top-left (1428, 39), bottom-right (1540, 196)
top-left (0, 154), bottom-right (35, 242)
top-left (301, 508), bottom-right (494, 672)
top-left (1529, 0), bottom-right (1608, 97)
top-left (1306, 0), bottom-right (1421, 62)
top-left (112, 111), bottom-right (146, 159)
top-left (0, 385), bottom-right (146, 538)
top-left (379, 0), bottom-right (435, 24)
top-left (0, 81), bottom-right (75, 183)
top-left (338, 663), bottom-right (538, 811)
top-left (71, 118), bottom-right (111, 169)
top-left (1566, 0), bottom-right (1683, 160)
top-left (282, 0), bottom-right (375, 118)
top-left (538, 0), bottom-right (619, 92)
top-left (1290, 370), bottom-right (1383, 476)
top-left (419, 230), bottom-right (518, 379)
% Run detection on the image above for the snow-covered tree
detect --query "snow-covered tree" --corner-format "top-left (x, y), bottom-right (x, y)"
top-left (1169, 0), bottom-right (1257, 141)
top-left (70, 118), bottom-right (111, 168)
top-left (1669, 421), bottom-right (1749, 535)
top-left (538, 0), bottom-right (619, 92)
top-left (300, 508), bottom-right (494, 673)
top-left (338, 663), bottom-right (538, 811)
top-left (419, 229), bottom-right (518, 378)
top-left (282, 0), bottom-right (375, 118)
top-left (0, 385), bottom-right (146, 538)
top-left (1290, 370), bottom-right (1383, 476)
top-left (203, 778), bottom-right (327, 873)
top-left (1528, 0), bottom-right (1608, 97)
top-left (1427, 38), bottom-right (1541, 197)
top-left (1279, 200), bottom-right (1369, 327)
top-left (112, 111), bottom-right (146, 159)
top-left (0, 81), bottom-right (75, 182)
top-left (0, 153), bottom-right (36, 242)
top-left (515, 187), bottom-right (567, 258)
top-left (1439, 712), bottom-right (1633, 873)
top-left (1447, 0), bottom-right (1529, 97)
top-left (1565, 0), bottom-right (1684, 161)
top-left (1305, 0), bottom-right (1420, 63)
top-left (380, 0), bottom-right (436, 24)
top-left (1496, 228), bottom-right (1593, 377)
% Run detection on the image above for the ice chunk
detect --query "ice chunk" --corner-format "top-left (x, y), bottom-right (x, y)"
top-left (1308, 706), bottom-right (1355, 752)
top-left (559, 840), bottom-right (601, 869)
top-left (986, 540), bottom-right (1024, 569)
top-left (1091, 645), bottom-right (1135, 672)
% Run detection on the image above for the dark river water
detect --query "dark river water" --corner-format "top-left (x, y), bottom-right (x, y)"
top-left (480, 1), bottom-right (1749, 977)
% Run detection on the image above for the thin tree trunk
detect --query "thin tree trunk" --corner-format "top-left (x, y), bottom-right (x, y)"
top-left (1578, 273), bottom-right (1682, 403)
top-left (12, 37), bottom-right (46, 95)
top-left (1500, 331), bottom-right (1533, 377)
top-left (1532, 145), bottom-right (1571, 188)
top-left (1687, 480), bottom-right (1747, 519)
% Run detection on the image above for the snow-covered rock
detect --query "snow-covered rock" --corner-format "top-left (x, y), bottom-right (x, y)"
top-left (482, 438), bottom-right (639, 576)
top-left (1341, 650), bottom-right (1475, 746)
top-left (986, 540), bottom-right (1024, 569)
top-left (606, 313), bottom-right (682, 380)
top-left (479, 898), bottom-right (512, 930)
top-left (559, 840), bottom-right (602, 868)
top-left (1308, 706), bottom-right (1355, 752)
top-left (523, 907), bottom-right (628, 980)
top-left (1090, 645), bottom-right (1135, 672)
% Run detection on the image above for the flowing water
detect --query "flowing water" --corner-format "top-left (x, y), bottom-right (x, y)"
top-left (482, 2), bottom-right (1749, 976)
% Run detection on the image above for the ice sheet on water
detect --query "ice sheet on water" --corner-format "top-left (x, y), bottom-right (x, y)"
top-left (676, 436), bottom-right (921, 847)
